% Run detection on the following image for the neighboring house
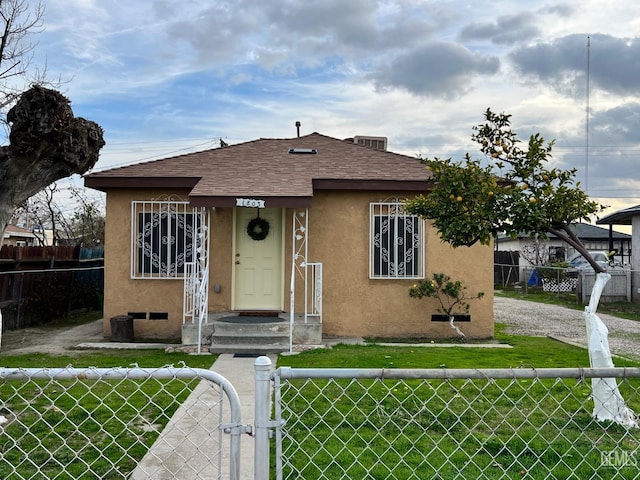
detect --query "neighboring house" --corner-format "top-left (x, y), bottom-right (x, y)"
top-left (84, 132), bottom-right (494, 347)
top-left (2, 224), bottom-right (36, 247)
top-left (598, 204), bottom-right (640, 304)
top-left (496, 223), bottom-right (632, 282)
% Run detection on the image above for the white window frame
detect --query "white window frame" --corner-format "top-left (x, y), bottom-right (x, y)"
top-left (131, 200), bottom-right (199, 279)
top-left (369, 201), bottom-right (425, 279)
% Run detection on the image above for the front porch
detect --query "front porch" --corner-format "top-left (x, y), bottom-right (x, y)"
top-left (182, 207), bottom-right (323, 354)
top-left (182, 312), bottom-right (322, 354)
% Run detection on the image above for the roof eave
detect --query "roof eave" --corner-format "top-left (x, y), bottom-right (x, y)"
top-left (84, 176), bottom-right (201, 191)
top-left (189, 195), bottom-right (313, 208)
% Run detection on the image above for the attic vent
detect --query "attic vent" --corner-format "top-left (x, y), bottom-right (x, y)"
top-left (354, 136), bottom-right (387, 151)
top-left (288, 148), bottom-right (318, 154)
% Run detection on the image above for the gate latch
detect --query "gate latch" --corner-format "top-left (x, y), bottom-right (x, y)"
top-left (221, 423), bottom-right (253, 436)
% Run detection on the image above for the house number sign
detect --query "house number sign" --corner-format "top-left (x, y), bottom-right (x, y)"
top-left (236, 198), bottom-right (266, 208)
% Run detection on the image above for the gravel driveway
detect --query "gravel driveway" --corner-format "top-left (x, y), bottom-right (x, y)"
top-left (495, 296), bottom-right (640, 360)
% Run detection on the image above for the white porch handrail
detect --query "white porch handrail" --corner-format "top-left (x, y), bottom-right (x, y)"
top-left (305, 262), bottom-right (322, 323)
top-left (289, 209), bottom-right (323, 353)
top-left (182, 207), bottom-right (210, 354)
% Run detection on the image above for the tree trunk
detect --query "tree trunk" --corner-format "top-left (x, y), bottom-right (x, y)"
top-left (585, 272), bottom-right (637, 427)
top-left (449, 315), bottom-right (465, 338)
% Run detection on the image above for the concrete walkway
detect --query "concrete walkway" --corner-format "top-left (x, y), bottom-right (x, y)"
top-left (130, 353), bottom-right (275, 480)
top-left (214, 353), bottom-right (276, 480)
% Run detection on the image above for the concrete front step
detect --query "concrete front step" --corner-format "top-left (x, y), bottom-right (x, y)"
top-left (209, 343), bottom-right (289, 354)
top-left (211, 331), bottom-right (290, 346)
top-left (212, 320), bottom-right (290, 335)
top-left (210, 319), bottom-right (290, 353)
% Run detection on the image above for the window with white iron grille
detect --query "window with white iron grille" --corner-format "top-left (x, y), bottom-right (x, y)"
top-left (369, 202), bottom-right (424, 279)
top-left (131, 201), bottom-right (200, 279)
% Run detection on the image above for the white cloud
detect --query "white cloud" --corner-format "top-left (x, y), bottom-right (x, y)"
top-left (12, 0), bottom-right (637, 213)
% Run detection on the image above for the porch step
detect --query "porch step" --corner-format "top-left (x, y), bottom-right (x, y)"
top-left (211, 331), bottom-right (290, 346)
top-left (209, 319), bottom-right (290, 354)
top-left (209, 343), bottom-right (290, 355)
top-left (211, 320), bottom-right (290, 335)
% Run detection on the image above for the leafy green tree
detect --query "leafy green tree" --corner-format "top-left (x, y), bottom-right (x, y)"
top-left (406, 109), bottom-right (636, 427)
top-left (405, 109), bottom-right (604, 271)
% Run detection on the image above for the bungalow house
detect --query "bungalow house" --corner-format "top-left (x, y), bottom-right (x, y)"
top-left (84, 132), bottom-right (494, 350)
top-left (597, 204), bottom-right (640, 304)
top-left (496, 223), bottom-right (632, 283)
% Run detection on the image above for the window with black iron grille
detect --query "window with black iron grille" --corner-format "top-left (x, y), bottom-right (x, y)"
top-left (369, 202), bottom-right (424, 279)
top-left (131, 201), bottom-right (200, 279)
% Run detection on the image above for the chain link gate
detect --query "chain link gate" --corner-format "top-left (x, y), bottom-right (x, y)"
top-left (0, 367), bottom-right (245, 479)
top-left (259, 364), bottom-right (640, 480)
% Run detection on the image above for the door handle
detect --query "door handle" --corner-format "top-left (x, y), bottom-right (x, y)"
top-left (235, 260), bottom-right (240, 264)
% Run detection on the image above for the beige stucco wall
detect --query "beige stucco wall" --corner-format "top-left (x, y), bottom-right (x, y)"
top-left (103, 188), bottom-right (494, 340)
top-left (306, 190), bottom-right (493, 339)
top-left (103, 189), bottom-right (201, 339)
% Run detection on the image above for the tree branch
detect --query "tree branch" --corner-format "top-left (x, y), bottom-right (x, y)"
top-left (545, 224), bottom-right (606, 273)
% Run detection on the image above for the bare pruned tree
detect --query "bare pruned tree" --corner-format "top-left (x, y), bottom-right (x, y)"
top-left (0, 3), bottom-right (104, 347)
top-left (520, 239), bottom-right (551, 267)
top-left (0, 0), bottom-right (50, 109)
top-left (14, 182), bottom-right (106, 246)
top-left (0, 86), bottom-right (105, 240)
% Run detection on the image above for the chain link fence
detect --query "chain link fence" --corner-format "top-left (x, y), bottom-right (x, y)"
top-left (5, 362), bottom-right (640, 479)
top-left (0, 366), bottom-right (243, 480)
top-left (494, 263), bottom-right (636, 303)
top-left (270, 366), bottom-right (640, 480)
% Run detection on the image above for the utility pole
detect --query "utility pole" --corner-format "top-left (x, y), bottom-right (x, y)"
top-left (586, 36), bottom-right (591, 193)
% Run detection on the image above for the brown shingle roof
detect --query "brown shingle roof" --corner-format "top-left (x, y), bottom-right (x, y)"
top-left (84, 132), bottom-right (432, 207)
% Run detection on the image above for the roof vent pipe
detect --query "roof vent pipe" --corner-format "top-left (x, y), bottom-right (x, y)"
top-left (295, 121), bottom-right (301, 138)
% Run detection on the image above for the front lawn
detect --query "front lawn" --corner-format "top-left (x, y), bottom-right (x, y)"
top-left (276, 327), bottom-right (640, 479)
top-left (0, 350), bottom-right (216, 479)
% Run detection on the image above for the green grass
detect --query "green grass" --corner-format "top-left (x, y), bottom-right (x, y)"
top-left (0, 348), bottom-right (216, 479)
top-left (276, 329), bottom-right (640, 479)
top-left (497, 286), bottom-right (640, 322)
top-left (0, 348), bottom-right (216, 368)
top-left (280, 324), bottom-right (640, 370)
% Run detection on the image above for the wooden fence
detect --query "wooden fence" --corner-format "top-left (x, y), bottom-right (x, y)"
top-left (0, 246), bottom-right (104, 330)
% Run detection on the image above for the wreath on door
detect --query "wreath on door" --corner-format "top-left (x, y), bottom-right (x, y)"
top-left (247, 215), bottom-right (270, 241)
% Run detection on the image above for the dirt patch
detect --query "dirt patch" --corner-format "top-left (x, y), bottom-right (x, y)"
top-left (0, 319), bottom-right (105, 356)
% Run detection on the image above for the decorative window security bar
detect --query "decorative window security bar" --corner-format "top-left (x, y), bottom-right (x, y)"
top-left (131, 199), bottom-right (201, 280)
top-left (369, 201), bottom-right (425, 279)
top-left (0, 366), bottom-right (245, 480)
top-left (253, 361), bottom-right (640, 480)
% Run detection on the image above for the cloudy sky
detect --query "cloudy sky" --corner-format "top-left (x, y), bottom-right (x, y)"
top-left (28, 0), bottom-right (640, 219)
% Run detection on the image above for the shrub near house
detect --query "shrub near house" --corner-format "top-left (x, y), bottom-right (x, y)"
top-left (410, 273), bottom-right (484, 338)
